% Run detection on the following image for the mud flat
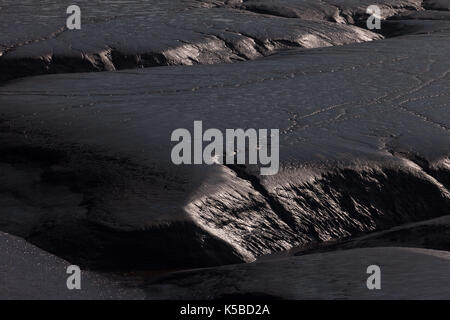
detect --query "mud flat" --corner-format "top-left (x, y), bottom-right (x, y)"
top-left (0, 0), bottom-right (449, 298)
top-left (0, 231), bottom-right (143, 299)
top-left (144, 247), bottom-right (450, 300)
